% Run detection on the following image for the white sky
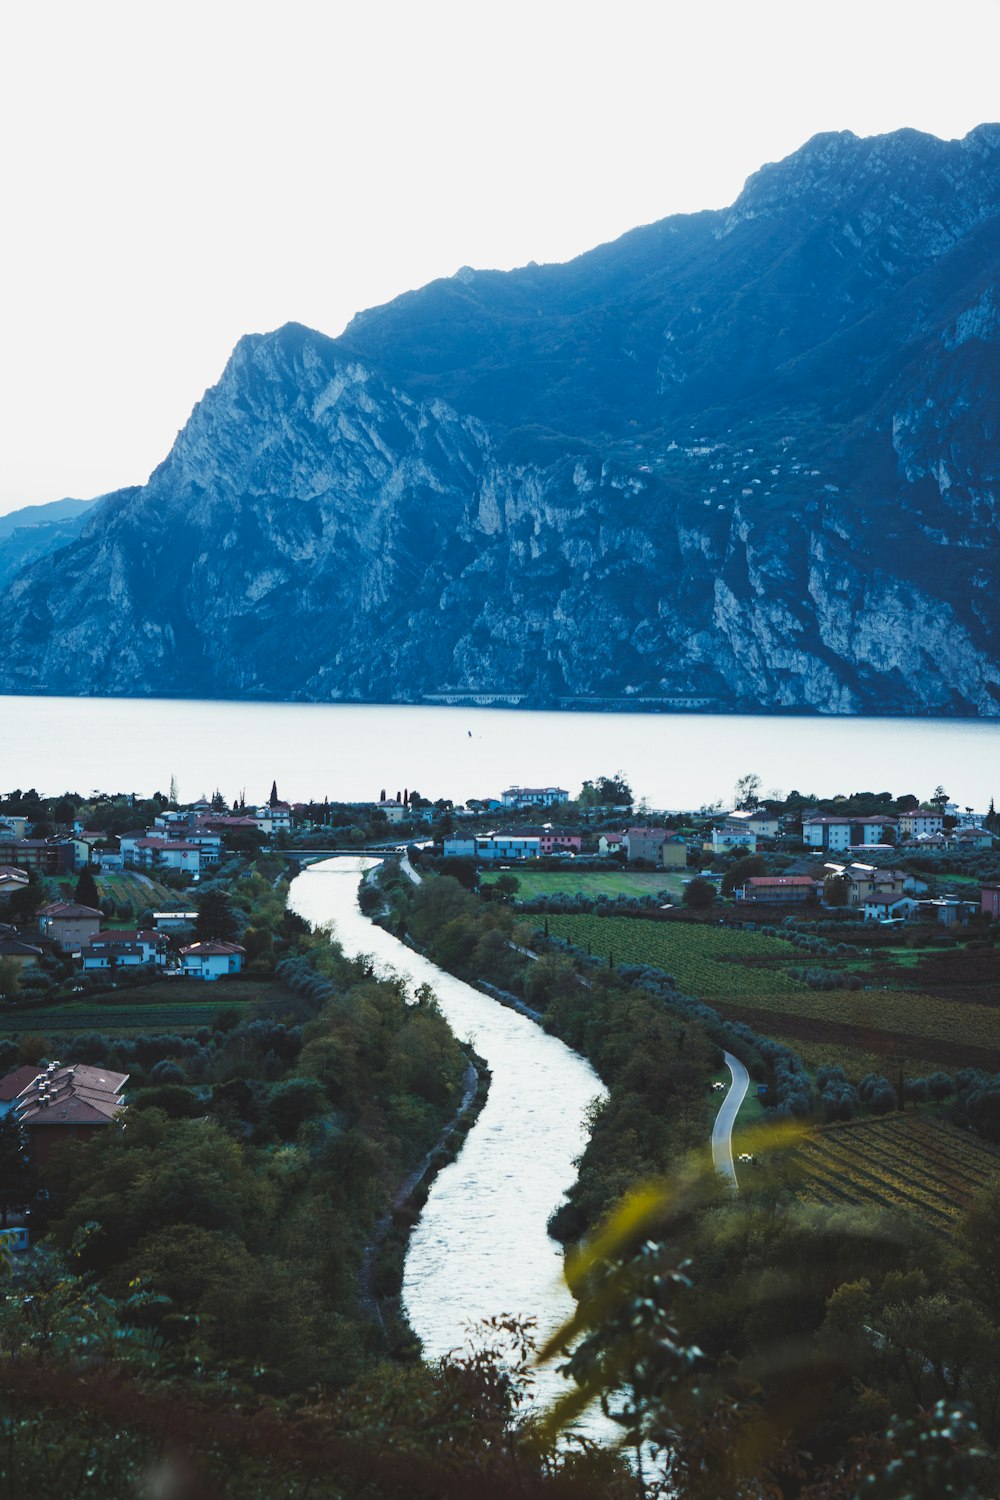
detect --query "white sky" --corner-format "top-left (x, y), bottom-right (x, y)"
top-left (2, 0), bottom-right (998, 514)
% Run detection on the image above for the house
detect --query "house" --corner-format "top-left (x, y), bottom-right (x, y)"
top-left (129, 837), bottom-right (202, 875)
top-left (862, 894), bottom-right (918, 923)
top-left (707, 826), bottom-right (758, 855)
top-left (375, 801), bottom-right (408, 825)
top-left (824, 862), bottom-right (907, 907)
top-left (725, 809), bottom-right (781, 839)
top-left (179, 940), bottom-right (246, 980)
top-left (500, 786), bottom-right (569, 808)
top-left (0, 937), bottom-right (44, 968)
top-left (12, 1062), bottom-right (129, 1165)
top-left (0, 865), bottom-right (29, 905)
top-left (952, 826), bottom-right (994, 850)
top-left (0, 817), bottom-right (29, 839)
top-left (624, 827), bottom-right (671, 863)
top-left (898, 808), bottom-right (944, 840)
top-left (660, 838), bottom-right (688, 869)
top-left (37, 902), bottom-right (102, 953)
top-left (739, 875), bottom-right (819, 903)
top-left (521, 828), bottom-right (583, 855)
top-left (981, 885), bottom-right (1000, 920)
top-left (79, 929), bottom-right (169, 970)
top-left (597, 833), bottom-right (623, 856)
top-left (802, 816), bottom-right (898, 851)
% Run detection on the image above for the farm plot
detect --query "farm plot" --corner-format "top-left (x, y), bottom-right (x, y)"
top-left (544, 913), bottom-right (802, 999)
top-left (484, 870), bottom-right (685, 901)
top-left (0, 978), bottom-right (292, 1037)
top-left (793, 1113), bottom-right (1000, 1229)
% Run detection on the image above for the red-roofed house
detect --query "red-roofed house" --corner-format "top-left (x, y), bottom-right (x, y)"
top-left (180, 940), bottom-right (245, 980)
top-left (11, 1062), bottom-right (128, 1165)
top-left (80, 929), bottom-right (169, 970)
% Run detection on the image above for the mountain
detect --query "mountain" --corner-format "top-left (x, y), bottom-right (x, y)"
top-left (1, 125), bottom-right (998, 714)
top-left (0, 497), bottom-right (98, 593)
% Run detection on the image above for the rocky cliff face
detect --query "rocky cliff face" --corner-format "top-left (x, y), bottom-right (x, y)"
top-left (1, 125), bottom-right (998, 714)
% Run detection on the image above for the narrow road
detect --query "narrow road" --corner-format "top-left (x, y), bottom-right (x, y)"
top-left (400, 852), bottom-right (422, 885)
top-left (712, 1050), bottom-right (750, 1189)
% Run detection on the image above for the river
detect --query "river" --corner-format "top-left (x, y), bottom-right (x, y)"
top-left (288, 855), bottom-right (608, 1421)
top-left (3, 694), bottom-right (998, 810)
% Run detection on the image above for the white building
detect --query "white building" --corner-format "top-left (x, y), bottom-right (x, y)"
top-left (500, 786), bottom-right (569, 808)
top-left (179, 940), bottom-right (245, 980)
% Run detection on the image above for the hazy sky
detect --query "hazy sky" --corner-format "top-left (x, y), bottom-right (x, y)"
top-left (2, 0), bottom-right (998, 514)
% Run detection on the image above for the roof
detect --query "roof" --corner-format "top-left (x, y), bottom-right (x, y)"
top-left (0, 938), bottom-right (44, 958)
top-left (86, 929), bottom-right (166, 946)
top-left (0, 1066), bottom-right (44, 1103)
top-left (38, 902), bottom-right (102, 920)
top-left (865, 893), bottom-right (913, 906)
top-left (744, 876), bottom-right (817, 887)
top-left (180, 940), bottom-right (246, 958)
top-left (14, 1062), bottom-right (128, 1127)
top-left (0, 865), bottom-right (28, 880)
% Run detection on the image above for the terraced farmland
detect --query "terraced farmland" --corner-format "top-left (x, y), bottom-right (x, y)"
top-left (793, 1114), bottom-right (1000, 1229)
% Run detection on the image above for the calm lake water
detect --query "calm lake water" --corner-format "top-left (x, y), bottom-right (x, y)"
top-left (2, 695), bottom-right (998, 809)
top-left (289, 856), bottom-right (608, 1424)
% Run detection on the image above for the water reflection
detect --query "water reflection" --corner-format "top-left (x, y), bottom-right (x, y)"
top-left (289, 856), bottom-right (607, 1420)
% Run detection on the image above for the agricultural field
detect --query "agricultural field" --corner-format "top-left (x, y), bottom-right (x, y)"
top-left (482, 869), bottom-right (687, 900)
top-left (543, 912), bottom-right (803, 998)
top-left (543, 912), bottom-right (1000, 1076)
top-left (791, 1112), bottom-right (1000, 1230)
top-left (51, 870), bottom-right (184, 917)
top-left (0, 978), bottom-right (292, 1038)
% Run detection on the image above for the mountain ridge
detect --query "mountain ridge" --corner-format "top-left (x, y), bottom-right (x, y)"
top-left (1, 125), bottom-right (998, 715)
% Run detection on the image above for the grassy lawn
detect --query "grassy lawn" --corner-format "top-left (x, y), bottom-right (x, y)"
top-left (482, 869), bottom-right (688, 900)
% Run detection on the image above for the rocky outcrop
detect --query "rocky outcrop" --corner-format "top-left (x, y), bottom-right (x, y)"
top-left (0, 126), bottom-right (997, 715)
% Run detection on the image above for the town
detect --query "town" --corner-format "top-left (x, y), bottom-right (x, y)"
top-left (1, 771), bottom-right (999, 1497)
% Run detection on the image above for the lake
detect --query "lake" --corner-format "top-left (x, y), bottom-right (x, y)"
top-left (2, 695), bottom-right (998, 810)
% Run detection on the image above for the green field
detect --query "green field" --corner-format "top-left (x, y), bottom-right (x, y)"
top-left (543, 912), bottom-right (801, 998)
top-left (543, 912), bottom-right (1000, 1078)
top-left (482, 869), bottom-right (688, 900)
top-left (0, 978), bottom-right (293, 1037)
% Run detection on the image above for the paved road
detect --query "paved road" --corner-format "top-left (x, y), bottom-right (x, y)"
top-left (712, 1051), bottom-right (750, 1189)
top-left (400, 853), bottom-right (423, 885)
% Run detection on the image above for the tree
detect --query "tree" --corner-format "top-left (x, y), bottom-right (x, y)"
top-left (930, 784), bottom-right (950, 811)
top-left (492, 874), bottom-right (520, 903)
top-left (74, 866), bottom-right (101, 908)
top-left (683, 877), bottom-right (716, 910)
top-left (0, 1113), bottom-right (35, 1227)
top-left (733, 773), bottom-right (762, 811)
top-left (269, 780), bottom-right (280, 809)
top-left (597, 772), bottom-right (633, 808)
top-left (721, 855), bottom-right (766, 897)
top-left (195, 888), bottom-right (239, 943)
top-left (168, 774), bottom-right (179, 805)
top-left (825, 873), bottom-right (851, 907)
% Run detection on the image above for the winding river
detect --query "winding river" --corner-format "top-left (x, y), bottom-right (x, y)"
top-left (289, 856), bottom-right (608, 1418)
